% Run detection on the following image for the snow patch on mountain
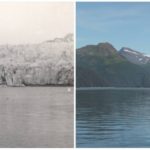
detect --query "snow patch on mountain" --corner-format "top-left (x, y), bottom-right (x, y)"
top-left (144, 54), bottom-right (150, 57)
top-left (123, 49), bottom-right (139, 55)
top-left (119, 47), bottom-right (150, 65)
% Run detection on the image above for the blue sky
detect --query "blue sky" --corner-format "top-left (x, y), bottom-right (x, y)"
top-left (77, 2), bottom-right (150, 54)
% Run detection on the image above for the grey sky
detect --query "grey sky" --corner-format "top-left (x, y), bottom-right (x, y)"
top-left (0, 2), bottom-right (74, 44)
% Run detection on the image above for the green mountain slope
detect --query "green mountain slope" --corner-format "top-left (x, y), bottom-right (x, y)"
top-left (77, 42), bottom-right (150, 87)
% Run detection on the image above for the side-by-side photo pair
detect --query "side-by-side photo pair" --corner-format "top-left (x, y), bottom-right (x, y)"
top-left (0, 1), bottom-right (150, 148)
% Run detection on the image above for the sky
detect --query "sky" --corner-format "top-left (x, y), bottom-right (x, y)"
top-left (0, 2), bottom-right (74, 45)
top-left (77, 2), bottom-right (150, 54)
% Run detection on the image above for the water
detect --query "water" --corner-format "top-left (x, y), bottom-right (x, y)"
top-left (0, 87), bottom-right (73, 148)
top-left (77, 88), bottom-right (150, 147)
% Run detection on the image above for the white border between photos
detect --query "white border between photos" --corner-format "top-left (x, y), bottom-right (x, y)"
top-left (74, 0), bottom-right (76, 148)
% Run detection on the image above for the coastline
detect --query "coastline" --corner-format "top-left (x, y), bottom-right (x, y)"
top-left (76, 87), bottom-right (150, 91)
top-left (0, 84), bottom-right (74, 88)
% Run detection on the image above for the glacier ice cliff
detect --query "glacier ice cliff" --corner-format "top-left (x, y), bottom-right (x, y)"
top-left (0, 34), bottom-right (74, 86)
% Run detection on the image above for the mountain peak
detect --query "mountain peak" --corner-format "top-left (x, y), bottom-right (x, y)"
top-left (98, 42), bottom-right (114, 47)
top-left (97, 42), bottom-right (117, 53)
top-left (64, 33), bottom-right (73, 42)
top-left (119, 47), bottom-right (150, 65)
top-left (120, 47), bottom-right (143, 55)
top-left (77, 42), bottom-right (119, 58)
top-left (45, 33), bottom-right (73, 43)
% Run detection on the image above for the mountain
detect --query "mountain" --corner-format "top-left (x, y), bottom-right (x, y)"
top-left (0, 34), bottom-right (74, 86)
top-left (77, 42), bottom-right (150, 87)
top-left (119, 47), bottom-right (150, 65)
top-left (46, 33), bottom-right (73, 43)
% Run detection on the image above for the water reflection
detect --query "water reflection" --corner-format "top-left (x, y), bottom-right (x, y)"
top-left (77, 88), bottom-right (150, 147)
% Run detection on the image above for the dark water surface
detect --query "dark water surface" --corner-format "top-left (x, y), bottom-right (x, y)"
top-left (77, 88), bottom-right (150, 147)
top-left (0, 87), bottom-right (73, 148)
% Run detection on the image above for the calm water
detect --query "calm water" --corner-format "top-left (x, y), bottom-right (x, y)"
top-left (0, 87), bottom-right (73, 148)
top-left (77, 88), bottom-right (150, 147)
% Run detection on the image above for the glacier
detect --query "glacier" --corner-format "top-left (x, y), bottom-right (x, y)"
top-left (0, 34), bottom-right (74, 86)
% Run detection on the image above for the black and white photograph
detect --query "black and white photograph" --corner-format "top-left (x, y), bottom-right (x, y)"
top-left (0, 2), bottom-right (74, 148)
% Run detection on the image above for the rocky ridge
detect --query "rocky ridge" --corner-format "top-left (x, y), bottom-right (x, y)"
top-left (119, 47), bottom-right (150, 65)
top-left (77, 42), bottom-right (150, 87)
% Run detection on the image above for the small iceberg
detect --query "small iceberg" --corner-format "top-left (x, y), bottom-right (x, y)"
top-left (67, 88), bottom-right (71, 92)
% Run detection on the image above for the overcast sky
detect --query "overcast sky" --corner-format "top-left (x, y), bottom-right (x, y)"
top-left (77, 2), bottom-right (150, 54)
top-left (0, 2), bottom-right (74, 45)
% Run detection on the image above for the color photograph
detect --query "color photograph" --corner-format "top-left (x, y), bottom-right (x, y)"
top-left (76, 2), bottom-right (150, 148)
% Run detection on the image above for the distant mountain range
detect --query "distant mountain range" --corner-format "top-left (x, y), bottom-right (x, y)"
top-left (0, 34), bottom-right (73, 86)
top-left (77, 42), bottom-right (150, 87)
